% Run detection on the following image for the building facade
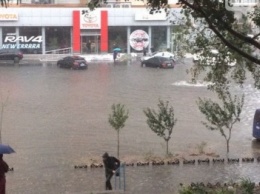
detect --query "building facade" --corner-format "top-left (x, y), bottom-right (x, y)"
top-left (0, 2), bottom-right (181, 54)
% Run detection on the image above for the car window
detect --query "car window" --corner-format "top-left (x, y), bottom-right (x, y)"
top-left (152, 57), bottom-right (160, 63)
top-left (0, 49), bottom-right (8, 54)
top-left (64, 57), bottom-right (71, 60)
top-left (159, 57), bottom-right (168, 62)
top-left (8, 49), bottom-right (20, 54)
top-left (75, 58), bottom-right (85, 62)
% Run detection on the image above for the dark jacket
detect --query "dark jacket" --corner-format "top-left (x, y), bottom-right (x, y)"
top-left (0, 159), bottom-right (8, 178)
top-left (103, 156), bottom-right (120, 175)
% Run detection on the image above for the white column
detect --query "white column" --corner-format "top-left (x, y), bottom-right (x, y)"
top-left (16, 27), bottom-right (19, 48)
top-left (42, 27), bottom-right (46, 54)
top-left (0, 28), bottom-right (2, 48)
top-left (71, 28), bottom-right (73, 54)
top-left (148, 26), bottom-right (152, 53)
top-left (167, 26), bottom-right (171, 50)
top-left (127, 26), bottom-right (131, 54)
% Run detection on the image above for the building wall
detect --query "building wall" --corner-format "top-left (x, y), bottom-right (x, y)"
top-left (0, 7), bottom-right (181, 54)
top-left (0, 7), bottom-right (181, 27)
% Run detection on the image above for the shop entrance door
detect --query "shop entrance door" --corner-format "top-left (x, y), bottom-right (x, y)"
top-left (81, 36), bottom-right (100, 54)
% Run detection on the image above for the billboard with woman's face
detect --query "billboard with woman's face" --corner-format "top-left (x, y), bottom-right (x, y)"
top-left (129, 30), bottom-right (149, 51)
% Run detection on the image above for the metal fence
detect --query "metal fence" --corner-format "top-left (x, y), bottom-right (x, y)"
top-left (114, 163), bottom-right (126, 191)
top-left (39, 47), bottom-right (72, 62)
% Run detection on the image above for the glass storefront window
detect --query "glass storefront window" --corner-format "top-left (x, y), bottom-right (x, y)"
top-left (45, 27), bottom-right (71, 52)
top-left (19, 27), bottom-right (42, 54)
top-left (151, 26), bottom-right (167, 52)
top-left (2, 27), bottom-right (16, 50)
top-left (108, 26), bottom-right (127, 53)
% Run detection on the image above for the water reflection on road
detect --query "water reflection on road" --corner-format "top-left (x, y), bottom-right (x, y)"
top-left (0, 59), bottom-right (260, 194)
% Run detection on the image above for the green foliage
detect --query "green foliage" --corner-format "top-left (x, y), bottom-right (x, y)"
top-left (108, 103), bottom-right (129, 158)
top-left (179, 178), bottom-right (258, 194)
top-left (197, 88), bottom-right (244, 153)
top-left (240, 178), bottom-right (255, 194)
top-left (108, 103), bottom-right (129, 131)
top-left (143, 99), bottom-right (177, 155)
top-left (179, 183), bottom-right (236, 194)
top-left (196, 141), bottom-right (207, 154)
top-left (173, 1), bottom-right (260, 91)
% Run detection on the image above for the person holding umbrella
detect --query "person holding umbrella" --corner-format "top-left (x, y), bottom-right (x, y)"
top-left (0, 144), bottom-right (15, 194)
top-left (0, 154), bottom-right (9, 194)
top-left (113, 48), bottom-right (121, 62)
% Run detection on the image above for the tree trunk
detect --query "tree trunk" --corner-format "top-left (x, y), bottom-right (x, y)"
top-left (226, 139), bottom-right (229, 153)
top-left (117, 130), bottom-right (119, 159)
top-left (166, 140), bottom-right (169, 156)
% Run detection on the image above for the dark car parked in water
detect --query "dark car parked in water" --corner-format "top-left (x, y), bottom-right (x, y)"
top-left (0, 49), bottom-right (23, 63)
top-left (57, 56), bottom-right (88, 70)
top-left (141, 56), bottom-right (175, 69)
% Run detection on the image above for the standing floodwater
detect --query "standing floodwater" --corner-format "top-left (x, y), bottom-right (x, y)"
top-left (0, 59), bottom-right (260, 194)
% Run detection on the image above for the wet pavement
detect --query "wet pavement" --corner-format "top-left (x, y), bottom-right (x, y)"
top-left (0, 58), bottom-right (260, 193)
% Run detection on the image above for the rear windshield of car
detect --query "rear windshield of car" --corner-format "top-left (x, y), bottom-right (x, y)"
top-left (0, 49), bottom-right (20, 53)
top-left (158, 57), bottom-right (169, 62)
top-left (74, 57), bottom-right (85, 61)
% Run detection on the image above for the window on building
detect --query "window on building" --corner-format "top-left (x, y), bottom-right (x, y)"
top-left (2, 27), bottom-right (17, 50)
top-left (19, 27), bottom-right (42, 54)
top-left (151, 26), bottom-right (167, 52)
top-left (45, 27), bottom-right (71, 52)
top-left (108, 26), bottom-right (127, 52)
top-left (113, 4), bottom-right (121, 8)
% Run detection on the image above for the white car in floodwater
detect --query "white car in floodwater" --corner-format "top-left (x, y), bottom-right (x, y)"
top-left (141, 51), bottom-right (175, 62)
top-left (193, 49), bottom-right (236, 67)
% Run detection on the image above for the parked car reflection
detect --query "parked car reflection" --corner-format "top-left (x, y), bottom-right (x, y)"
top-left (57, 56), bottom-right (88, 70)
top-left (141, 56), bottom-right (175, 69)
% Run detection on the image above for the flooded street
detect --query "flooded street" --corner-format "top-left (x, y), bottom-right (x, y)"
top-left (1, 59), bottom-right (260, 193)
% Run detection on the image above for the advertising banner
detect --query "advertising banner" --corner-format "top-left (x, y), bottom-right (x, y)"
top-left (2, 33), bottom-right (42, 49)
top-left (0, 13), bottom-right (18, 21)
top-left (129, 30), bottom-right (149, 51)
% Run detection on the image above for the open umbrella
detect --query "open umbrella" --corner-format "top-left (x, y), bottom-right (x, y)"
top-left (113, 48), bottom-right (121, 52)
top-left (0, 144), bottom-right (15, 154)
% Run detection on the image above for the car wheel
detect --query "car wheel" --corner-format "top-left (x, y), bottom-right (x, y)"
top-left (14, 57), bottom-right (20, 64)
top-left (141, 63), bottom-right (146, 67)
